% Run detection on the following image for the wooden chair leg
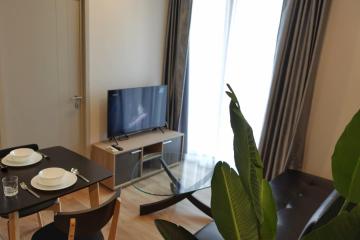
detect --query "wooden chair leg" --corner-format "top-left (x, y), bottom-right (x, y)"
top-left (36, 212), bottom-right (43, 227)
top-left (108, 198), bottom-right (121, 240)
top-left (68, 218), bottom-right (76, 240)
top-left (8, 212), bottom-right (20, 240)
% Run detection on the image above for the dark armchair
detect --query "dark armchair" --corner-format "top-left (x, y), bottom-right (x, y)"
top-left (195, 170), bottom-right (334, 240)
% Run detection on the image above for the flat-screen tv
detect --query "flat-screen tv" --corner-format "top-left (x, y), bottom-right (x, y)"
top-left (107, 85), bottom-right (167, 138)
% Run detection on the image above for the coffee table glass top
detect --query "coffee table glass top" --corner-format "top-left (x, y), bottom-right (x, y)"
top-left (131, 153), bottom-right (219, 196)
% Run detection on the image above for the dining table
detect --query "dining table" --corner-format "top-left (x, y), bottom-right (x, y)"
top-left (0, 146), bottom-right (112, 240)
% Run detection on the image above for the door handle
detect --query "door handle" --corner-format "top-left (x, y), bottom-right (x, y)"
top-left (131, 149), bottom-right (142, 155)
top-left (72, 96), bottom-right (83, 109)
top-left (72, 96), bottom-right (83, 100)
top-left (163, 140), bottom-right (173, 145)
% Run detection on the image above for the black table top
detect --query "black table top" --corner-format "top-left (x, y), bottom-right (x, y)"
top-left (0, 146), bottom-right (112, 215)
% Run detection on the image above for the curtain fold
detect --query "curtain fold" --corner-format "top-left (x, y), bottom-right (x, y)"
top-left (259, 0), bottom-right (332, 180)
top-left (163, 0), bottom-right (193, 137)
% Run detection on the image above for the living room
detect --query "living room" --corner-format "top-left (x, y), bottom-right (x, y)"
top-left (0, 0), bottom-right (360, 239)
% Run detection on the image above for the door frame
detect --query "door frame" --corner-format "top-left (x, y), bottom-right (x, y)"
top-left (79, 0), bottom-right (88, 155)
top-left (83, 0), bottom-right (91, 156)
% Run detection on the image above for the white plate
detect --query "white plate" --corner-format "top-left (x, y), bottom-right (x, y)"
top-left (1, 152), bottom-right (42, 167)
top-left (31, 171), bottom-right (77, 191)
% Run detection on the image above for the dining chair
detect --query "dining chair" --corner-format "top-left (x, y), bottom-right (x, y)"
top-left (0, 144), bottom-right (61, 229)
top-left (31, 191), bottom-right (121, 240)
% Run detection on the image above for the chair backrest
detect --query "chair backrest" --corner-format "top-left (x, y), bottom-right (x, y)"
top-left (54, 191), bottom-right (120, 238)
top-left (0, 144), bottom-right (39, 158)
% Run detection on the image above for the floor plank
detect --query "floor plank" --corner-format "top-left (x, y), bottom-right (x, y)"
top-left (0, 185), bottom-right (212, 239)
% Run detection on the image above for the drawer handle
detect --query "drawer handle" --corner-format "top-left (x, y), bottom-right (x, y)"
top-left (163, 140), bottom-right (173, 145)
top-left (131, 150), bottom-right (142, 155)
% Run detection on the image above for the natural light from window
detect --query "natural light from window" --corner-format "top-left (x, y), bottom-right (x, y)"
top-left (187, 0), bottom-right (283, 165)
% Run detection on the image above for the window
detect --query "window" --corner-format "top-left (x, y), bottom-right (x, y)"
top-left (187, 0), bottom-right (283, 164)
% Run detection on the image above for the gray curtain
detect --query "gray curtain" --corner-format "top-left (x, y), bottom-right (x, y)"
top-left (163, 0), bottom-right (192, 135)
top-left (259, 0), bottom-right (332, 180)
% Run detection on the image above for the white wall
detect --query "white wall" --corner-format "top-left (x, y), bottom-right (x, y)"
top-left (302, 0), bottom-right (360, 179)
top-left (86, 0), bottom-right (168, 144)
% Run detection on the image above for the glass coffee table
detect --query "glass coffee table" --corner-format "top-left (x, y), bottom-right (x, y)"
top-left (131, 153), bottom-right (218, 216)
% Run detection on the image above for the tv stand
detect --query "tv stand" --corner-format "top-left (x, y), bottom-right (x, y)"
top-left (91, 129), bottom-right (184, 190)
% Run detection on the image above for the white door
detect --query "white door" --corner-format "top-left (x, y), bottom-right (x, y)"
top-left (0, 0), bottom-right (84, 153)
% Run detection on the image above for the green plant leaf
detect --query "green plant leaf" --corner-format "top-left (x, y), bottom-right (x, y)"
top-left (226, 84), bottom-right (264, 223)
top-left (211, 161), bottom-right (259, 240)
top-left (154, 219), bottom-right (198, 240)
top-left (260, 180), bottom-right (277, 240)
top-left (301, 204), bottom-right (360, 240)
top-left (332, 109), bottom-right (360, 203)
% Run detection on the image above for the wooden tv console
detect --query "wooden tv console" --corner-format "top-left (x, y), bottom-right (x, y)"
top-left (91, 129), bottom-right (184, 190)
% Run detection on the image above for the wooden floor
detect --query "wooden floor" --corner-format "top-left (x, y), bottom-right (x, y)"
top-left (0, 184), bottom-right (212, 239)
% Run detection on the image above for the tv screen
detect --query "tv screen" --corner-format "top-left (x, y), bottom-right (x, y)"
top-left (107, 85), bottom-right (167, 138)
